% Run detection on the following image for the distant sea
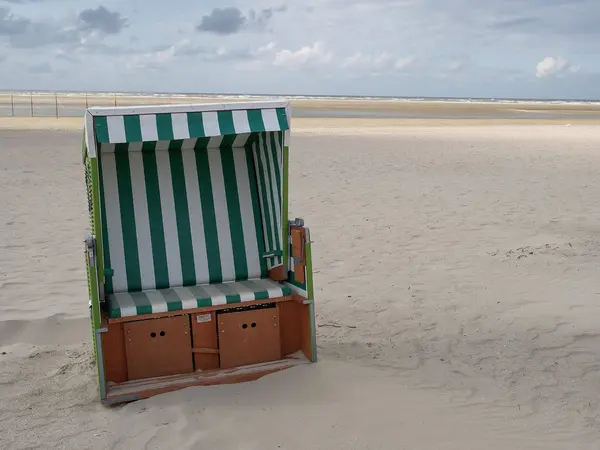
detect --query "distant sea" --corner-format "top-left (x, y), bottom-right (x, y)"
top-left (1, 90), bottom-right (600, 120)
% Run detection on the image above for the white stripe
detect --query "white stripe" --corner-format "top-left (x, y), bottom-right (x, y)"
top-left (232, 110), bottom-right (251, 134)
top-left (253, 278), bottom-right (284, 297)
top-left (140, 114), bottom-right (158, 141)
top-left (207, 148), bottom-right (236, 282)
top-left (253, 141), bottom-right (271, 253)
top-left (171, 113), bottom-right (190, 140)
top-left (173, 287), bottom-right (199, 310)
top-left (106, 116), bottom-right (126, 143)
top-left (114, 293), bottom-right (137, 317)
top-left (274, 132), bottom-right (283, 184)
top-left (233, 133), bottom-right (250, 147)
top-left (181, 149), bottom-right (210, 284)
top-left (207, 136), bottom-right (222, 148)
top-left (257, 134), bottom-right (278, 251)
top-left (128, 142), bottom-right (143, 152)
top-left (181, 138), bottom-right (196, 150)
top-left (100, 143), bottom-right (115, 153)
top-left (201, 284), bottom-right (227, 306)
top-left (233, 281), bottom-right (259, 302)
top-left (128, 151), bottom-right (155, 290)
top-left (155, 150), bottom-right (183, 287)
top-left (146, 290), bottom-right (168, 313)
top-left (233, 149), bottom-right (262, 278)
top-left (264, 133), bottom-right (282, 239)
top-left (100, 153), bottom-right (127, 292)
top-left (202, 111), bottom-right (220, 137)
top-left (261, 109), bottom-right (280, 131)
top-left (155, 140), bottom-right (169, 151)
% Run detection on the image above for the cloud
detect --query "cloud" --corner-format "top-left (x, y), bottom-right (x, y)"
top-left (196, 6), bottom-right (285, 35)
top-left (535, 56), bottom-right (570, 78)
top-left (341, 52), bottom-right (416, 73)
top-left (128, 39), bottom-right (278, 71)
top-left (29, 62), bottom-right (52, 74)
top-left (0, 5), bottom-right (127, 49)
top-left (196, 7), bottom-right (245, 35)
top-left (78, 6), bottom-right (127, 34)
top-left (489, 16), bottom-right (538, 30)
top-left (394, 56), bottom-right (417, 72)
top-left (0, 7), bottom-right (29, 36)
top-left (273, 42), bottom-right (332, 69)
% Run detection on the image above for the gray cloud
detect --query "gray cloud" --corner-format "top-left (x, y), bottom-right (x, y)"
top-left (196, 6), bottom-right (286, 35)
top-left (0, 5), bottom-right (128, 49)
top-left (0, 7), bottom-right (29, 35)
top-left (0, 7), bottom-right (79, 48)
top-left (490, 16), bottom-right (538, 29)
top-left (197, 7), bottom-right (245, 35)
top-left (29, 62), bottom-right (52, 74)
top-left (78, 6), bottom-right (127, 34)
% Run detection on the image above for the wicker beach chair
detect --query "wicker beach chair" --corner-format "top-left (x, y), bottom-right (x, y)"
top-left (82, 100), bottom-right (316, 404)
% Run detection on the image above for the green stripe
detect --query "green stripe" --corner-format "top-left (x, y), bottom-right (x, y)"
top-left (220, 134), bottom-right (237, 148)
top-left (169, 150), bottom-right (196, 286)
top-left (287, 271), bottom-right (307, 290)
top-left (254, 138), bottom-right (274, 253)
top-left (281, 144), bottom-right (289, 273)
top-left (98, 156), bottom-right (113, 294)
top-left (247, 110), bottom-right (266, 132)
top-left (114, 151), bottom-right (142, 291)
top-left (95, 116), bottom-right (109, 143)
top-left (261, 132), bottom-right (280, 253)
top-left (108, 297), bottom-right (120, 318)
top-left (217, 110), bottom-right (236, 136)
top-left (141, 145), bottom-right (169, 289)
top-left (187, 286), bottom-right (212, 308)
top-left (262, 133), bottom-right (281, 255)
top-left (245, 146), bottom-right (268, 277)
top-left (270, 132), bottom-right (282, 198)
top-left (162, 289), bottom-right (183, 312)
top-left (123, 115), bottom-right (142, 142)
top-left (220, 148), bottom-right (248, 280)
top-left (276, 108), bottom-right (289, 130)
top-left (130, 292), bottom-right (152, 316)
top-left (214, 283), bottom-right (242, 304)
top-left (169, 139), bottom-right (184, 151)
top-left (187, 112), bottom-right (205, 138)
top-left (194, 137), bottom-right (210, 150)
top-left (244, 280), bottom-right (269, 300)
top-left (156, 114), bottom-right (174, 141)
top-left (195, 149), bottom-right (222, 283)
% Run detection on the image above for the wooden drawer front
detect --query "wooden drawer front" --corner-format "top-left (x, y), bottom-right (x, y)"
top-left (191, 312), bottom-right (220, 370)
top-left (124, 315), bottom-right (193, 381)
top-left (218, 307), bottom-right (281, 369)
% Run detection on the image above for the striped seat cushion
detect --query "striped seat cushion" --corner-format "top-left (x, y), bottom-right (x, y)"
top-left (107, 278), bottom-right (292, 318)
top-left (99, 137), bottom-right (283, 294)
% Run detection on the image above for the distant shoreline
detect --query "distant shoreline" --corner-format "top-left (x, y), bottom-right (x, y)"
top-left (0, 90), bottom-right (599, 105)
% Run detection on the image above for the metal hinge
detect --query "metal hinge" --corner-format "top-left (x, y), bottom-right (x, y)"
top-left (84, 232), bottom-right (96, 267)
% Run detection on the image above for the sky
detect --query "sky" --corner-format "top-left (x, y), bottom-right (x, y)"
top-left (0, 0), bottom-right (599, 99)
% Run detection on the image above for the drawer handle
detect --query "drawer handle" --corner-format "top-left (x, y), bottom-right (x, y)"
top-left (149, 331), bottom-right (167, 338)
top-left (241, 323), bottom-right (258, 329)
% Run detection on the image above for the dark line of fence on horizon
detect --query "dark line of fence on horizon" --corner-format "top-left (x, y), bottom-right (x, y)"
top-left (0, 93), bottom-right (124, 118)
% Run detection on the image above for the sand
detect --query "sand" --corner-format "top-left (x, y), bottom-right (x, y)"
top-left (2, 118), bottom-right (600, 449)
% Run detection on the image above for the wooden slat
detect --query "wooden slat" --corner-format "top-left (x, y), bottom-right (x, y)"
top-left (104, 355), bottom-right (309, 404)
top-left (192, 348), bottom-right (220, 354)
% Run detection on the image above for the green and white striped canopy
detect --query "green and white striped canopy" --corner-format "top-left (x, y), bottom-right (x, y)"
top-left (86, 102), bottom-right (289, 152)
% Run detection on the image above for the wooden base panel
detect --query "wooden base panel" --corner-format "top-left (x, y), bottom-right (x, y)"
top-left (103, 355), bottom-right (309, 404)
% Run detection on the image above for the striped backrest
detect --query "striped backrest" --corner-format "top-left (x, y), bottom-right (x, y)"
top-left (98, 134), bottom-right (281, 294)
